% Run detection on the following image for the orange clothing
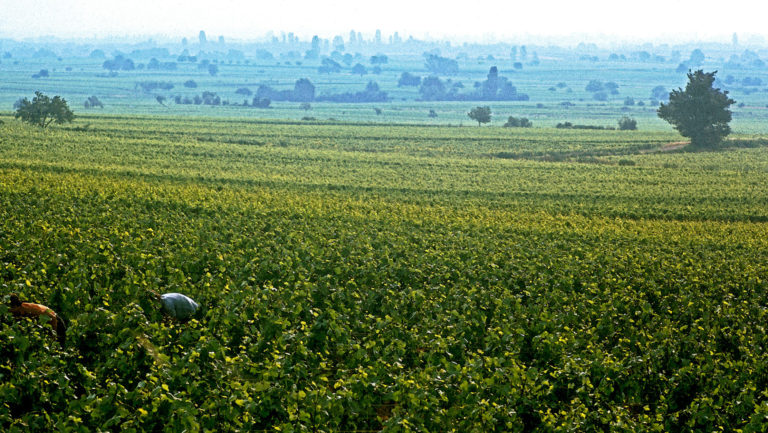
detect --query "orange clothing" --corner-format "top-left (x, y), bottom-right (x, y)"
top-left (10, 302), bottom-right (60, 332)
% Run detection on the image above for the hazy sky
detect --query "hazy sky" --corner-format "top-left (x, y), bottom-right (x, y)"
top-left (1, 0), bottom-right (765, 44)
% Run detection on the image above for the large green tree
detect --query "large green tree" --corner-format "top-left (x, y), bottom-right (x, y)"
top-left (14, 91), bottom-right (74, 128)
top-left (657, 70), bottom-right (735, 148)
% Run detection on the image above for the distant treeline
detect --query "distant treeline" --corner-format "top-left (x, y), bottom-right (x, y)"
top-left (169, 78), bottom-right (389, 107)
top-left (556, 122), bottom-right (616, 130)
top-left (412, 67), bottom-right (529, 102)
top-left (253, 79), bottom-right (389, 103)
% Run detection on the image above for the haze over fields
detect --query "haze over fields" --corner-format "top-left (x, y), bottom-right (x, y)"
top-left (3, 0), bottom-right (767, 43)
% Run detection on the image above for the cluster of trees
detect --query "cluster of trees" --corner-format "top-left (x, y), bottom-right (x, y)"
top-left (252, 78), bottom-right (315, 103)
top-left (147, 58), bottom-right (178, 71)
top-left (318, 58), bottom-right (341, 74)
top-left (477, 67), bottom-right (527, 101)
top-left (418, 67), bottom-right (529, 102)
top-left (83, 96), bottom-right (103, 109)
top-left (252, 79), bottom-right (387, 103)
top-left (103, 55), bottom-right (135, 72)
top-left (173, 91), bottom-right (223, 106)
top-left (724, 50), bottom-right (766, 69)
top-left (197, 60), bottom-right (219, 76)
top-left (316, 81), bottom-right (388, 103)
top-left (419, 76), bottom-right (462, 101)
top-left (618, 116), bottom-right (637, 130)
top-left (466, 109), bottom-right (533, 127)
top-left (556, 122), bottom-right (616, 130)
top-left (31, 69), bottom-right (49, 79)
top-left (315, 53), bottom-right (384, 75)
top-left (177, 51), bottom-right (198, 62)
top-left (675, 49), bottom-right (706, 73)
top-left (248, 97), bottom-right (272, 108)
top-left (370, 55), bottom-right (388, 65)
top-left (650, 85), bottom-right (669, 102)
top-left (398, 72), bottom-right (421, 87)
top-left (585, 80), bottom-right (619, 101)
top-left (424, 54), bottom-right (459, 75)
top-left (503, 116), bottom-right (532, 128)
top-left (553, 117), bottom-right (636, 130)
top-left (740, 77), bottom-right (762, 86)
top-left (136, 81), bottom-right (174, 93)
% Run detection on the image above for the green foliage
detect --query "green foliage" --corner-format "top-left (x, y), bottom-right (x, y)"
top-left (424, 54), bottom-right (458, 75)
top-left (585, 79), bottom-right (604, 92)
top-left (351, 63), bottom-right (367, 76)
top-left (503, 116), bottom-right (532, 128)
top-left (468, 106), bottom-right (491, 126)
top-left (83, 96), bottom-right (103, 109)
top-left (658, 70), bottom-right (735, 148)
top-left (14, 91), bottom-right (74, 128)
top-left (618, 116), bottom-right (637, 130)
top-left (398, 72), bottom-right (421, 87)
top-left (2, 116), bottom-right (768, 431)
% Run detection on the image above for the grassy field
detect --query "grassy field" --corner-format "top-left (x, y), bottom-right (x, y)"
top-left (2, 115), bottom-right (768, 431)
top-left (4, 46), bottom-right (768, 131)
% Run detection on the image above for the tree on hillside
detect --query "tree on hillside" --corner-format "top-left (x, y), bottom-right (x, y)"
top-left (15, 91), bottom-right (74, 128)
top-left (657, 70), bottom-right (735, 148)
top-left (468, 106), bottom-right (491, 126)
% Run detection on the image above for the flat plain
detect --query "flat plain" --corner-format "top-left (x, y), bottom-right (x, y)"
top-left (2, 113), bottom-right (768, 431)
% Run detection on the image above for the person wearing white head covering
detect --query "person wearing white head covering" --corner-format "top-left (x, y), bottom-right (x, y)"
top-left (148, 290), bottom-right (199, 321)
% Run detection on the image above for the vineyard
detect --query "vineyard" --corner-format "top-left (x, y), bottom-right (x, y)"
top-left (2, 115), bottom-right (768, 431)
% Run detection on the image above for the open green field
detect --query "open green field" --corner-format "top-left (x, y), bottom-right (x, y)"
top-left (2, 114), bottom-right (768, 431)
top-left (4, 41), bottom-right (768, 131)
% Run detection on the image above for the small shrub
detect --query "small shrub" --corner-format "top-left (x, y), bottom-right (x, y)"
top-left (504, 116), bottom-right (532, 128)
top-left (618, 159), bottom-right (636, 166)
top-left (618, 116), bottom-right (637, 130)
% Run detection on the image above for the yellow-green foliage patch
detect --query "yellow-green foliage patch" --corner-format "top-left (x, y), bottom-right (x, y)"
top-left (2, 116), bottom-right (768, 431)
